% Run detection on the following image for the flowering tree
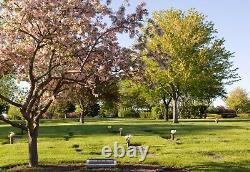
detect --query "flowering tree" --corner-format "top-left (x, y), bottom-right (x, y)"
top-left (0, 0), bottom-right (147, 167)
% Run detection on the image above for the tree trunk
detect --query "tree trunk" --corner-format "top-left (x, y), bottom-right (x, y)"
top-left (172, 95), bottom-right (179, 123)
top-left (162, 96), bottom-right (171, 121)
top-left (79, 111), bottom-right (84, 124)
top-left (28, 128), bottom-right (39, 167)
top-left (163, 107), bottom-right (169, 121)
top-left (79, 102), bottom-right (85, 124)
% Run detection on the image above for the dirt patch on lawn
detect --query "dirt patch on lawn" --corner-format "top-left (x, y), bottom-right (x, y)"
top-left (7, 164), bottom-right (188, 172)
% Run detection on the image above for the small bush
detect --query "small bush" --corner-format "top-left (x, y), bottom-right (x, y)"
top-left (181, 105), bottom-right (208, 119)
top-left (207, 106), bottom-right (237, 118)
top-left (139, 106), bottom-right (163, 119)
top-left (66, 112), bottom-right (79, 118)
top-left (68, 132), bottom-right (74, 137)
top-left (151, 106), bottom-right (163, 119)
top-left (139, 111), bottom-right (151, 118)
top-left (219, 108), bottom-right (237, 118)
top-left (99, 102), bottom-right (118, 118)
top-left (85, 103), bottom-right (100, 117)
top-left (118, 109), bottom-right (139, 118)
top-left (238, 113), bottom-right (250, 119)
top-left (207, 106), bottom-right (217, 114)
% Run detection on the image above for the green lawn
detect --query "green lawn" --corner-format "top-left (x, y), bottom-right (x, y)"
top-left (0, 118), bottom-right (250, 171)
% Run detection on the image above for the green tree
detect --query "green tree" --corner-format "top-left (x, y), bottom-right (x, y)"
top-left (119, 80), bottom-right (150, 112)
top-left (138, 9), bottom-right (239, 123)
top-left (96, 80), bottom-right (120, 118)
top-left (7, 105), bottom-right (23, 120)
top-left (98, 82), bottom-right (119, 118)
top-left (141, 58), bottom-right (172, 121)
top-left (225, 87), bottom-right (249, 113)
top-left (100, 101), bottom-right (118, 117)
top-left (55, 101), bottom-right (76, 118)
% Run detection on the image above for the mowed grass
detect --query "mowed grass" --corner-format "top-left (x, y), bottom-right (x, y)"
top-left (0, 118), bottom-right (250, 171)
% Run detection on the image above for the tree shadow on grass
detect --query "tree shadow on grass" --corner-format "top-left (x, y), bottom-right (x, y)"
top-left (0, 122), bottom-right (245, 140)
top-left (37, 123), bottom-right (246, 138)
top-left (178, 119), bottom-right (250, 123)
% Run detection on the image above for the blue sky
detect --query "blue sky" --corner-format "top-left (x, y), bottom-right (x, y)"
top-left (114, 0), bottom-right (250, 106)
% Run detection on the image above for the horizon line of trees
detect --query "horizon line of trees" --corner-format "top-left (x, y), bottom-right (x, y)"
top-left (3, 83), bottom-right (249, 121)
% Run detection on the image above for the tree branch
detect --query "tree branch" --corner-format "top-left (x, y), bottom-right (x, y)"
top-left (19, 29), bottom-right (39, 42)
top-left (0, 94), bottom-right (22, 108)
top-left (77, 25), bottom-right (130, 72)
top-left (0, 115), bottom-right (27, 131)
top-left (37, 49), bottom-right (56, 79)
top-left (36, 64), bottom-right (59, 81)
top-left (29, 42), bottom-right (43, 83)
top-left (34, 79), bottom-right (63, 122)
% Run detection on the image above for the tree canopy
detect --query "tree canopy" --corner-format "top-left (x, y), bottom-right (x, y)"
top-left (137, 9), bottom-right (239, 123)
top-left (226, 87), bottom-right (250, 113)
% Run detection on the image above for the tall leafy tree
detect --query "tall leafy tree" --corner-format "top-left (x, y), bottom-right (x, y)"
top-left (137, 9), bottom-right (239, 123)
top-left (0, 0), bottom-right (147, 167)
top-left (97, 80), bottom-right (120, 118)
top-left (225, 87), bottom-right (249, 113)
top-left (142, 58), bottom-right (172, 121)
top-left (119, 80), bottom-right (150, 111)
top-left (53, 100), bottom-right (76, 118)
